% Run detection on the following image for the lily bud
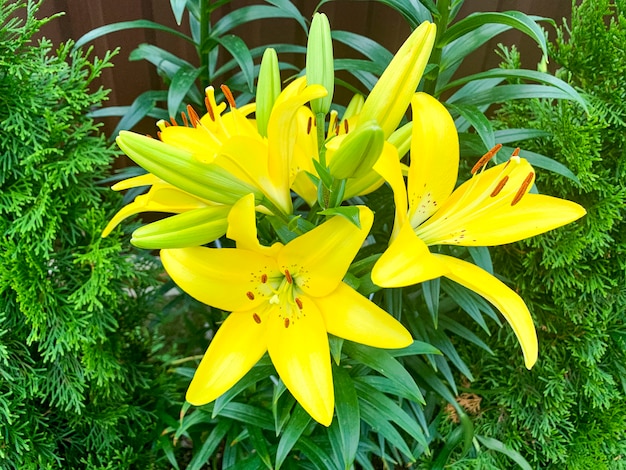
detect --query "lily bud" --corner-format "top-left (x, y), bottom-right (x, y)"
top-left (306, 12), bottom-right (334, 115)
top-left (131, 205), bottom-right (230, 249)
top-left (328, 120), bottom-right (384, 180)
top-left (359, 21), bottom-right (436, 137)
top-left (342, 93), bottom-right (364, 121)
top-left (116, 131), bottom-right (261, 205)
top-left (256, 48), bottom-right (281, 137)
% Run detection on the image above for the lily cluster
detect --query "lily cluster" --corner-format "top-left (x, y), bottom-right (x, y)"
top-left (103, 15), bottom-right (585, 426)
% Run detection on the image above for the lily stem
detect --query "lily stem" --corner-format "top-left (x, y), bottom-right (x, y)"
top-left (423, 0), bottom-right (451, 96)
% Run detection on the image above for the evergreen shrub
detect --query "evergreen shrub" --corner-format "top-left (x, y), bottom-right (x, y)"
top-left (457, 0), bottom-right (626, 467)
top-left (0, 2), bottom-right (170, 468)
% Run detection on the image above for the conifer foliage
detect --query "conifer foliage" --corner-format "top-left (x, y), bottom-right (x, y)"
top-left (461, 0), bottom-right (626, 467)
top-left (0, 2), bottom-right (166, 468)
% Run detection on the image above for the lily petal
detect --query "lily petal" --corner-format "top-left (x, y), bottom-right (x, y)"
top-left (186, 310), bottom-right (268, 405)
top-left (435, 254), bottom-right (538, 369)
top-left (407, 92), bottom-right (459, 228)
top-left (372, 223), bottom-right (448, 287)
top-left (161, 246), bottom-right (277, 312)
top-left (315, 283), bottom-right (413, 348)
top-left (279, 206), bottom-right (374, 297)
top-left (428, 193), bottom-right (587, 246)
top-left (267, 298), bottom-right (334, 426)
top-left (227, 194), bottom-right (283, 257)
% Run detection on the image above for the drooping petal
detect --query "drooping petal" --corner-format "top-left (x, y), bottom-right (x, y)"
top-left (110, 172), bottom-right (161, 191)
top-left (407, 92), bottom-right (459, 228)
top-left (372, 223), bottom-right (449, 287)
top-left (372, 142), bottom-right (408, 234)
top-left (435, 254), bottom-right (538, 369)
top-left (279, 206), bottom-right (374, 297)
top-left (160, 246), bottom-right (278, 312)
top-left (186, 310), bottom-right (268, 405)
top-left (102, 182), bottom-right (208, 237)
top-left (315, 283), bottom-right (413, 348)
top-left (426, 193), bottom-right (586, 246)
top-left (267, 299), bottom-right (334, 426)
top-left (159, 125), bottom-right (222, 162)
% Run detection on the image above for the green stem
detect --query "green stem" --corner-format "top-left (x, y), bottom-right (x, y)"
top-left (423, 0), bottom-right (451, 96)
top-left (315, 112), bottom-right (326, 164)
top-left (200, 0), bottom-right (211, 86)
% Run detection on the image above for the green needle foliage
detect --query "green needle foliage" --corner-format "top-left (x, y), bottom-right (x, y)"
top-left (454, 0), bottom-right (626, 467)
top-left (0, 2), bottom-right (170, 468)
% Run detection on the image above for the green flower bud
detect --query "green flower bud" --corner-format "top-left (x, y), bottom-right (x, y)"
top-left (256, 48), bottom-right (281, 137)
top-left (116, 131), bottom-right (262, 205)
top-left (328, 120), bottom-right (384, 180)
top-left (131, 205), bottom-right (230, 249)
top-left (342, 93), bottom-right (364, 122)
top-left (306, 12), bottom-right (334, 115)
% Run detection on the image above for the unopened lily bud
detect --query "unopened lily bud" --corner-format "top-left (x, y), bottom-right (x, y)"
top-left (342, 93), bottom-right (364, 122)
top-left (328, 120), bottom-right (384, 180)
top-left (359, 21), bottom-right (436, 137)
top-left (306, 12), bottom-right (334, 115)
top-left (116, 131), bottom-right (261, 205)
top-left (256, 48), bottom-right (281, 137)
top-left (131, 205), bottom-right (230, 249)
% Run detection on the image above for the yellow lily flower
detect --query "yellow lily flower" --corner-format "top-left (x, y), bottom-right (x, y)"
top-left (161, 194), bottom-right (412, 426)
top-left (372, 92), bottom-right (587, 369)
top-left (290, 21), bottom-right (437, 207)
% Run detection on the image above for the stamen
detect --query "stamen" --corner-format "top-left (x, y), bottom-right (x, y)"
top-left (205, 96), bottom-right (215, 121)
top-left (295, 298), bottom-right (303, 310)
top-left (471, 143), bottom-right (502, 174)
top-left (490, 176), bottom-right (509, 197)
top-left (246, 291), bottom-right (255, 300)
top-left (306, 116), bottom-right (312, 135)
top-left (220, 84), bottom-right (237, 108)
top-left (261, 274), bottom-right (268, 284)
top-left (512, 147), bottom-right (520, 157)
top-left (170, 116), bottom-right (178, 126)
top-left (511, 172), bottom-right (535, 206)
top-left (343, 119), bottom-right (349, 134)
top-left (186, 105), bottom-right (201, 127)
top-left (284, 318), bottom-right (290, 328)
top-left (252, 313), bottom-right (261, 324)
top-left (156, 131), bottom-right (161, 140)
top-left (284, 269), bottom-right (293, 284)
top-left (180, 111), bottom-right (189, 127)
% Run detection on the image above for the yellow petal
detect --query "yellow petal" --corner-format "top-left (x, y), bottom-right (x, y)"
top-left (315, 283), bottom-right (413, 348)
top-left (159, 125), bottom-right (222, 162)
top-left (372, 223), bottom-right (449, 287)
top-left (266, 299), bottom-right (334, 426)
top-left (372, 142), bottom-right (408, 232)
top-left (160, 246), bottom-right (278, 312)
top-left (279, 206), bottom-right (374, 297)
top-left (407, 92), bottom-right (459, 227)
top-left (186, 310), bottom-right (268, 405)
top-left (227, 194), bottom-right (283, 257)
top-left (111, 172), bottom-right (162, 191)
top-left (430, 193), bottom-right (586, 246)
top-left (434, 254), bottom-right (537, 369)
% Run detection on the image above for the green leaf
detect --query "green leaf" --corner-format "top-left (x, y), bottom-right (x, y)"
top-left (441, 68), bottom-right (588, 112)
top-left (468, 246), bottom-right (493, 274)
top-left (355, 380), bottom-right (429, 450)
top-left (246, 426), bottom-right (273, 470)
top-left (73, 19), bottom-right (194, 50)
top-left (212, 5), bottom-right (299, 37)
top-left (332, 30), bottom-right (393, 65)
top-left (449, 84), bottom-right (585, 108)
top-left (157, 435), bottom-right (180, 470)
top-left (359, 400), bottom-right (414, 461)
top-left (431, 413), bottom-right (474, 470)
top-left (216, 34), bottom-right (255, 92)
top-left (476, 435), bottom-right (533, 470)
top-left (369, 0), bottom-right (433, 27)
top-left (266, 0), bottom-right (308, 32)
top-left (441, 278), bottom-right (499, 332)
top-left (333, 366), bottom-right (360, 468)
top-left (218, 402), bottom-right (275, 431)
top-left (110, 90), bottom-right (168, 135)
top-left (318, 206), bottom-right (361, 228)
top-left (386, 340), bottom-right (441, 357)
top-left (344, 342), bottom-right (424, 404)
top-left (447, 103), bottom-right (495, 151)
top-left (187, 420), bottom-right (232, 470)
top-left (276, 405), bottom-right (312, 470)
top-left (168, 65), bottom-right (201, 117)
top-left (422, 278), bottom-right (441, 328)
top-left (505, 146), bottom-right (580, 184)
top-left (442, 12), bottom-right (549, 56)
top-left (295, 437), bottom-right (340, 470)
top-left (212, 365), bottom-right (275, 417)
top-left (175, 408), bottom-right (215, 441)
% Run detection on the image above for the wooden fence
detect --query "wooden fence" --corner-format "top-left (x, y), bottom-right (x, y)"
top-left (36, 0), bottom-right (572, 137)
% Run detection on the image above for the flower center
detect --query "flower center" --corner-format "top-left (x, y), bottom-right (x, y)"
top-left (247, 268), bottom-right (305, 328)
